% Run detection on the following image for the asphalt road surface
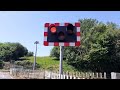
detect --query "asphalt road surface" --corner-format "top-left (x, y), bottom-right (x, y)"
top-left (0, 71), bottom-right (13, 79)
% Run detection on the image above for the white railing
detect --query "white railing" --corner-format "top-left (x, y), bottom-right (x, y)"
top-left (10, 68), bottom-right (107, 79)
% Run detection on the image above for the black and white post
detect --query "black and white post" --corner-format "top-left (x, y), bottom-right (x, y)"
top-left (33, 41), bottom-right (39, 71)
top-left (59, 46), bottom-right (64, 76)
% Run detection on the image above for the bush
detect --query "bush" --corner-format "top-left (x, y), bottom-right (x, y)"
top-left (15, 60), bottom-right (40, 69)
top-left (0, 60), bottom-right (4, 69)
top-left (0, 42), bottom-right (28, 61)
top-left (27, 52), bottom-right (34, 57)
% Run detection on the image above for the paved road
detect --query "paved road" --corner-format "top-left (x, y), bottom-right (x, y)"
top-left (0, 71), bottom-right (14, 79)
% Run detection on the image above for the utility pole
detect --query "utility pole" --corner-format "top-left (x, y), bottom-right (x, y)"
top-left (33, 41), bottom-right (39, 71)
top-left (59, 46), bottom-right (64, 75)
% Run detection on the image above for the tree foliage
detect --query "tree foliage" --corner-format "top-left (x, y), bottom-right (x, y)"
top-left (27, 51), bottom-right (34, 57)
top-left (0, 42), bottom-right (28, 61)
top-left (50, 18), bottom-right (120, 72)
top-left (50, 47), bottom-right (60, 59)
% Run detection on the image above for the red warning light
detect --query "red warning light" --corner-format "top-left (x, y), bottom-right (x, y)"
top-left (49, 24), bottom-right (57, 34)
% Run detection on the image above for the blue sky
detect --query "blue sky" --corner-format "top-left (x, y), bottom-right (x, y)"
top-left (0, 11), bottom-right (120, 56)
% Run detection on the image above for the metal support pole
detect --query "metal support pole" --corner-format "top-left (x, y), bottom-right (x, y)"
top-left (59, 46), bottom-right (64, 76)
top-left (33, 43), bottom-right (38, 71)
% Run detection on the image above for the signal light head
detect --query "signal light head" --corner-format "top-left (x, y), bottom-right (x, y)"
top-left (49, 24), bottom-right (57, 34)
top-left (50, 27), bottom-right (56, 33)
top-left (58, 31), bottom-right (65, 41)
top-left (67, 23), bottom-right (74, 35)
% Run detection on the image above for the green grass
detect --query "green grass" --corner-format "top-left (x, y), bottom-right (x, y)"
top-left (25, 56), bottom-right (78, 72)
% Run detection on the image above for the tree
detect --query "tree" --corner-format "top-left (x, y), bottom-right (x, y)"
top-left (9, 43), bottom-right (28, 60)
top-left (50, 18), bottom-right (120, 72)
top-left (50, 47), bottom-right (60, 59)
top-left (50, 46), bottom-right (69, 60)
top-left (0, 42), bottom-right (28, 61)
top-left (27, 51), bottom-right (34, 56)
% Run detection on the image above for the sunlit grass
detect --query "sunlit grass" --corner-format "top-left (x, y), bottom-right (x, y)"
top-left (25, 56), bottom-right (77, 72)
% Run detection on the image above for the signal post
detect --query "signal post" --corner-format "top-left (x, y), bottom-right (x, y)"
top-left (43, 22), bottom-right (81, 76)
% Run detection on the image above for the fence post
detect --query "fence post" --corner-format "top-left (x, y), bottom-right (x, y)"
top-left (43, 70), bottom-right (45, 79)
top-left (54, 71), bottom-right (57, 79)
top-left (104, 72), bottom-right (106, 79)
top-left (52, 71), bottom-right (54, 79)
top-left (57, 71), bottom-right (59, 79)
top-left (56, 71), bottom-right (58, 79)
top-left (85, 72), bottom-right (87, 79)
top-left (89, 72), bottom-right (92, 79)
top-left (55, 70), bottom-right (57, 79)
top-left (73, 72), bottom-right (76, 79)
top-left (50, 71), bottom-right (52, 79)
top-left (96, 73), bottom-right (98, 79)
top-left (81, 72), bottom-right (83, 78)
top-left (27, 70), bottom-right (29, 78)
top-left (78, 72), bottom-right (81, 79)
top-left (64, 72), bottom-right (66, 79)
top-left (78, 72), bottom-right (80, 78)
top-left (63, 72), bottom-right (65, 79)
top-left (69, 72), bottom-right (72, 79)
top-left (39, 70), bottom-right (41, 79)
top-left (61, 74), bottom-right (63, 79)
top-left (65, 71), bottom-right (67, 79)
top-left (76, 72), bottom-right (78, 79)
top-left (66, 71), bottom-right (69, 79)
top-left (86, 72), bottom-right (89, 79)
top-left (99, 73), bottom-right (102, 79)
top-left (92, 73), bottom-right (95, 79)
top-left (82, 72), bottom-right (85, 79)
top-left (111, 72), bottom-right (116, 79)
